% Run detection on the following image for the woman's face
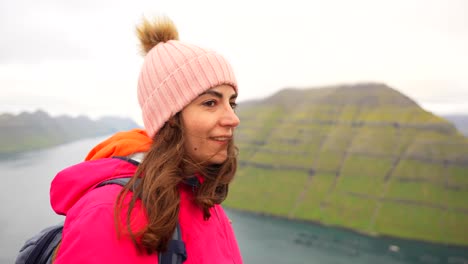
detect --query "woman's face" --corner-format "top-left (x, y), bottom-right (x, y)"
top-left (181, 84), bottom-right (240, 165)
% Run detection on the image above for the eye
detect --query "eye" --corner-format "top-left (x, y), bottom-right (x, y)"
top-left (230, 102), bottom-right (238, 109)
top-left (202, 100), bottom-right (217, 107)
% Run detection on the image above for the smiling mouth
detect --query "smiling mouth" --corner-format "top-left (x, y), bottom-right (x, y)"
top-left (209, 136), bottom-right (232, 143)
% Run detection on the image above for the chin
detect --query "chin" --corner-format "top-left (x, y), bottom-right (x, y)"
top-left (208, 154), bottom-right (228, 165)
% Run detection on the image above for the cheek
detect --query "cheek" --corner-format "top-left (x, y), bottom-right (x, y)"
top-left (181, 112), bottom-right (216, 152)
top-left (184, 116), bottom-right (211, 139)
top-left (183, 126), bottom-right (204, 152)
top-left (183, 133), bottom-right (207, 163)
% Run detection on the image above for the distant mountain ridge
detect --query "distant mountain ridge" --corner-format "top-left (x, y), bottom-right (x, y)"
top-left (0, 110), bottom-right (139, 155)
top-left (226, 82), bottom-right (468, 247)
top-left (443, 114), bottom-right (468, 137)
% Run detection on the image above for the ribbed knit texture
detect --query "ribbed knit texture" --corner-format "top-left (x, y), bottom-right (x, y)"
top-left (137, 40), bottom-right (237, 137)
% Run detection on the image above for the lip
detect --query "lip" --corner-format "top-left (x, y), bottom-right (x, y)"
top-left (209, 135), bottom-right (232, 144)
top-left (210, 134), bottom-right (232, 139)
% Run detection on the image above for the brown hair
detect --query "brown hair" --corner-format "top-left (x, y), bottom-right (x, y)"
top-left (114, 113), bottom-right (238, 254)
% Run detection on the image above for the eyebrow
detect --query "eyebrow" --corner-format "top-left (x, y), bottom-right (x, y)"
top-left (200, 90), bottom-right (238, 100)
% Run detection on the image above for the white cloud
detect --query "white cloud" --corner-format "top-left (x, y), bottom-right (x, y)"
top-left (1, 0), bottom-right (467, 125)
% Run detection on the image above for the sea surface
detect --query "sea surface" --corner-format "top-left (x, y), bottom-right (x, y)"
top-left (1, 136), bottom-right (467, 263)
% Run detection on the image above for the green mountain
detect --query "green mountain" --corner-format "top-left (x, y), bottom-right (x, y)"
top-left (0, 110), bottom-right (139, 155)
top-left (226, 83), bottom-right (468, 246)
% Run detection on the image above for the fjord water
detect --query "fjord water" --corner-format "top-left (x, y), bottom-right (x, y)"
top-left (1, 136), bottom-right (467, 264)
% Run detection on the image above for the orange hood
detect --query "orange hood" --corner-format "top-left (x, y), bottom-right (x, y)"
top-left (85, 129), bottom-right (153, 161)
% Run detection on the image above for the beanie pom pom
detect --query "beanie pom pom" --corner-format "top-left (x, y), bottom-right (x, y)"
top-left (136, 16), bottom-right (179, 55)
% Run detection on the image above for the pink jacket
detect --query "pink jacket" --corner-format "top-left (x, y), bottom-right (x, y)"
top-left (50, 157), bottom-right (243, 263)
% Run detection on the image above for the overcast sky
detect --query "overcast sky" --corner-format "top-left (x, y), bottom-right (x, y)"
top-left (1, 0), bottom-right (467, 124)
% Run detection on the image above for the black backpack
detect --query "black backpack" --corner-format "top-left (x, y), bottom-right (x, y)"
top-left (15, 177), bottom-right (187, 264)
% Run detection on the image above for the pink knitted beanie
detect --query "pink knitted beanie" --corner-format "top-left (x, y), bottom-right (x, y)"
top-left (136, 17), bottom-right (237, 137)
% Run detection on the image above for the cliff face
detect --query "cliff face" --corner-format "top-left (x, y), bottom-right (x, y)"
top-left (226, 83), bottom-right (468, 246)
top-left (0, 110), bottom-right (139, 155)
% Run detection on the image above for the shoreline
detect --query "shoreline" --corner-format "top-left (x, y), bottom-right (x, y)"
top-left (224, 206), bottom-right (468, 250)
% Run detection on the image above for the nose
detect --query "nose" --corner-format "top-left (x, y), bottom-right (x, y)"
top-left (220, 105), bottom-right (240, 128)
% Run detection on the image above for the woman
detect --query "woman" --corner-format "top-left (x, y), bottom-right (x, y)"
top-left (50, 16), bottom-right (243, 263)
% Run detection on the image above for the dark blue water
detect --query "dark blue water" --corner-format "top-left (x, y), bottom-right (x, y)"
top-left (1, 136), bottom-right (467, 263)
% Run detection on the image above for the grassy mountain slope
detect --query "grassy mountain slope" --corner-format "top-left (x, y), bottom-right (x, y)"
top-left (0, 110), bottom-right (139, 155)
top-left (226, 83), bottom-right (468, 246)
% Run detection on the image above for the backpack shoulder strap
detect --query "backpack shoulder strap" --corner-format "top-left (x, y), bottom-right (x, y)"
top-left (15, 224), bottom-right (63, 264)
top-left (159, 223), bottom-right (187, 264)
top-left (96, 177), bottom-right (140, 189)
